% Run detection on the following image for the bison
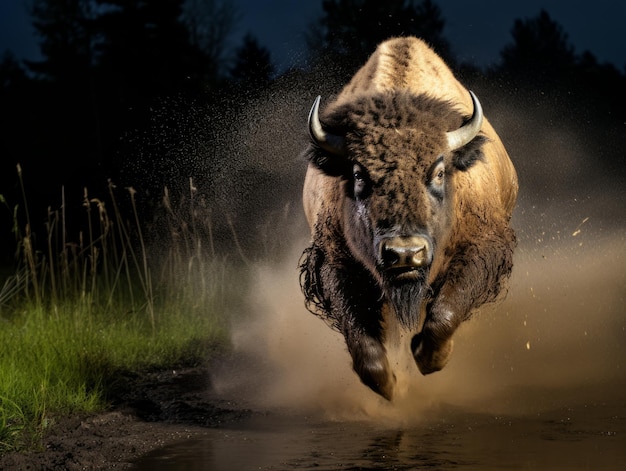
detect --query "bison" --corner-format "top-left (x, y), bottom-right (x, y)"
top-left (299, 37), bottom-right (518, 400)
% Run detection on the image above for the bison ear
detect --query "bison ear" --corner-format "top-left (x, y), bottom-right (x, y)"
top-left (451, 135), bottom-right (488, 171)
top-left (304, 146), bottom-right (352, 177)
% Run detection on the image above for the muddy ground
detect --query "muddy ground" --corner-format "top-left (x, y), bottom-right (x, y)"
top-left (0, 365), bottom-right (252, 470)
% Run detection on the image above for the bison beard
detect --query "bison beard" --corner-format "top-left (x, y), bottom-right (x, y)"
top-left (383, 273), bottom-right (432, 330)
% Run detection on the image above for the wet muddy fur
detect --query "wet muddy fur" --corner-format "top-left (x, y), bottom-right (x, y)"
top-left (299, 37), bottom-right (517, 400)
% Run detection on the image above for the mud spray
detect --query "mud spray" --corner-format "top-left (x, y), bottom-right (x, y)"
top-left (194, 81), bottom-right (625, 427)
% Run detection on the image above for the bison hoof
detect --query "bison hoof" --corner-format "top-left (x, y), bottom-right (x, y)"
top-left (357, 363), bottom-right (396, 401)
top-left (411, 334), bottom-right (454, 375)
top-left (351, 339), bottom-right (396, 400)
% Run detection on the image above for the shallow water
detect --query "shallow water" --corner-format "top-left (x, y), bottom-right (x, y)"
top-left (133, 394), bottom-right (625, 470)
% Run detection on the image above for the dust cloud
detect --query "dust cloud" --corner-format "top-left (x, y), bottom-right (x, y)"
top-left (207, 83), bottom-right (625, 426)
top-left (216, 232), bottom-right (624, 424)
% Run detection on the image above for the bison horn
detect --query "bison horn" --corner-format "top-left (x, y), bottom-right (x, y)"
top-left (446, 90), bottom-right (483, 151)
top-left (308, 96), bottom-right (347, 156)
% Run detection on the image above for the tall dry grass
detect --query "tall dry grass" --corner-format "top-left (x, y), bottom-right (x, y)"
top-left (0, 167), bottom-right (235, 452)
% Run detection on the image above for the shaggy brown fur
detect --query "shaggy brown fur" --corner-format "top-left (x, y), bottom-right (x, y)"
top-left (299, 37), bottom-right (518, 401)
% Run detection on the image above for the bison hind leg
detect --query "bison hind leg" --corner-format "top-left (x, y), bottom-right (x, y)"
top-left (411, 332), bottom-right (454, 375)
top-left (350, 336), bottom-right (396, 400)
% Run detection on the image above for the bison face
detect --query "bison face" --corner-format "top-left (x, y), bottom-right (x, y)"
top-left (307, 91), bottom-right (485, 326)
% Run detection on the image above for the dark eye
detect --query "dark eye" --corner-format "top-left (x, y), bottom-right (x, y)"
top-left (429, 161), bottom-right (446, 198)
top-left (431, 161), bottom-right (445, 184)
top-left (352, 164), bottom-right (369, 199)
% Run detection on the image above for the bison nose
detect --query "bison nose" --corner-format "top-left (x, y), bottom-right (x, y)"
top-left (380, 236), bottom-right (432, 270)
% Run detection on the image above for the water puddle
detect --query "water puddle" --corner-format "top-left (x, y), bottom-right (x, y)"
top-left (133, 395), bottom-right (625, 470)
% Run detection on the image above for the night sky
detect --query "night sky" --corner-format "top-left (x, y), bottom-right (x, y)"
top-left (1, 0), bottom-right (624, 71)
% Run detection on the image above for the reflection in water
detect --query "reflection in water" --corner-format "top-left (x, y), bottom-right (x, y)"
top-left (135, 401), bottom-right (625, 470)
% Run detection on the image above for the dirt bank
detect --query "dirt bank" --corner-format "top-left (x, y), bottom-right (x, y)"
top-left (0, 366), bottom-right (253, 470)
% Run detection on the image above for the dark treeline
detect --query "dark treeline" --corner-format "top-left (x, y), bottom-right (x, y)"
top-left (1, 0), bottom-right (625, 262)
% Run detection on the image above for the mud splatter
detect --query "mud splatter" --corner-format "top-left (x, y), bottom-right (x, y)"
top-left (211, 87), bottom-right (625, 426)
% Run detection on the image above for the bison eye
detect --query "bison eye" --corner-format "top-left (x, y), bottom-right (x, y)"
top-left (351, 163), bottom-right (370, 199)
top-left (429, 160), bottom-right (446, 198)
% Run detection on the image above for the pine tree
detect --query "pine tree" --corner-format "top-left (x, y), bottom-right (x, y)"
top-left (308, 0), bottom-right (452, 76)
top-left (230, 34), bottom-right (274, 89)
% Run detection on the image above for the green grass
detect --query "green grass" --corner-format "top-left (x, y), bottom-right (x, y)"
top-left (0, 172), bottom-right (237, 452)
top-left (0, 297), bottom-right (228, 452)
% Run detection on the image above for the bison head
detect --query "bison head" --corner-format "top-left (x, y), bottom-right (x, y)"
top-left (306, 91), bottom-right (484, 327)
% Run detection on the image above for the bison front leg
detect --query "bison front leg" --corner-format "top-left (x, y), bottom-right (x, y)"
top-left (300, 243), bottom-right (395, 399)
top-left (411, 295), bottom-right (459, 374)
top-left (412, 232), bottom-right (515, 375)
top-left (342, 318), bottom-right (396, 400)
top-left (334, 269), bottom-right (396, 400)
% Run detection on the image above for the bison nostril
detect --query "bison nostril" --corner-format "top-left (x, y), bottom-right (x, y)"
top-left (381, 245), bottom-right (400, 268)
top-left (380, 237), bottom-right (432, 269)
top-left (409, 246), bottom-right (427, 267)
